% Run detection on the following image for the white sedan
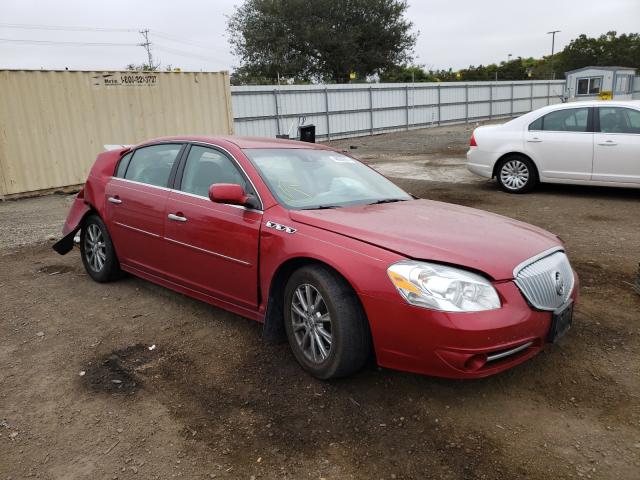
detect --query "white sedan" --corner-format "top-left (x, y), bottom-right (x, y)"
top-left (466, 100), bottom-right (640, 193)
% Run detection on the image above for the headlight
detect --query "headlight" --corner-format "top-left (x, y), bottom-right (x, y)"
top-left (387, 261), bottom-right (500, 312)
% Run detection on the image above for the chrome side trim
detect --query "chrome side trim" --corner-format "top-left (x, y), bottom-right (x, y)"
top-left (113, 221), bottom-right (161, 239)
top-left (487, 341), bottom-right (533, 362)
top-left (168, 188), bottom-right (264, 215)
top-left (164, 237), bottom-right (251, 266)
top-left (110, 176), bottom-right (264, 214)
top-left (110, 176), bottom-right (171, 191)
top-left (512, 246), bottom-right (564, 278)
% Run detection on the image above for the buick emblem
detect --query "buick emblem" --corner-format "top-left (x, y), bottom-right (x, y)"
top-left (553, 271), bottom-right (565, 296)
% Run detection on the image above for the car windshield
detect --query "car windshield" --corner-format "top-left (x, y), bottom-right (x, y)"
top-left (244, 148), bottom-right (412, 210)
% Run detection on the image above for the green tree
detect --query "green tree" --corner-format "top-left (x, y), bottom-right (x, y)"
top-left (379, 65), bottom-right (436, 82)
top-left (227, 0), bottom-right (417, 84)
top-left (553, 31), bottom-right (640, 77)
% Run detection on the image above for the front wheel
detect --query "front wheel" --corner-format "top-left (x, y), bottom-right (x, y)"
top-left (284, 265), bottom-right (371, 379)
top-left (80, 214), bottom-right (122, 282)
top-left (496, 156), bottom-right (538, 193)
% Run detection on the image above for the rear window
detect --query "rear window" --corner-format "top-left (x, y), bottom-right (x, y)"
top-left (114, 152), bottom-right (132, 178)
top-left (124, 144), bottom-right (182, 188)
top-left (529, 108), bottom-right (589, 132)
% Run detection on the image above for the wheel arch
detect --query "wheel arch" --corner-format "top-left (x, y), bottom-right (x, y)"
top-left (491, 152), bottom-right (539, 179)
top-left (262, 256), bottom-right (368, 343)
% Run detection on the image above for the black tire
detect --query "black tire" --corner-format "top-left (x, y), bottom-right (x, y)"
top-left (283, 265), bottom-right (371, 379)
top-left (496, 155), bottom-right (538, 193)
top-left (80, 214), bottom-right (122, 283)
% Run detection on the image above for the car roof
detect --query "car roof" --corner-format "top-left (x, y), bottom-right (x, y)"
top-left (136, 135), bottom-right (333, 150)
top-left (505, 100), bottom-right (640, 127)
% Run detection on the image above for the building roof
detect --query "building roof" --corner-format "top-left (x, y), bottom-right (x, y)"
top-left (565, 66), bottom-right (636, 75)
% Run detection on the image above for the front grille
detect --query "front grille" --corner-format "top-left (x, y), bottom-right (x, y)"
top-left (514, 249), bottom-right (574, 311)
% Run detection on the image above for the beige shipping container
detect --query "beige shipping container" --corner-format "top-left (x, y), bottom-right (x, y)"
top-left (0, 70), bottom-right (234, 199)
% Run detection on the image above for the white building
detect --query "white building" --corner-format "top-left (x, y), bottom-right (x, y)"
top-left (564, 66), bottom-right (635, 102)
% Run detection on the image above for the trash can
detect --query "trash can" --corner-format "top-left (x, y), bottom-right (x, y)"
top-left (298, 124), bottom-right (316, 143)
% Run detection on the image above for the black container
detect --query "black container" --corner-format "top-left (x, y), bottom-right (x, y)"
top-left (298, 124), bottom-right (316, 143)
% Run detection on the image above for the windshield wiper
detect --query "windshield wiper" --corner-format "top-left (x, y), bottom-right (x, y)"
top-left (299, 205), bottom-right (340, 210)
top-left (365, 198), bottom-right (408, 205)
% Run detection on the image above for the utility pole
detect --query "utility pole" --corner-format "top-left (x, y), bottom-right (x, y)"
top-left (139, 29), bottom-right (154, 70)
top-left (547, 30), bottom-right (560, 80)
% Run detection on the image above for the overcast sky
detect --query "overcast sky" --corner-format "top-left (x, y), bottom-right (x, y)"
top-left (1, 0), bottom-right (638, 73)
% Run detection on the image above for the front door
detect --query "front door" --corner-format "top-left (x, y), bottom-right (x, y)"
top-left (593, 106), bottom-right (640, 184)
top-left (105, 143), bottom-right (184, 277)
top-left (524, 106), bottom-right (593, 181)
top-left (163, 144), bottom-right (262, 308)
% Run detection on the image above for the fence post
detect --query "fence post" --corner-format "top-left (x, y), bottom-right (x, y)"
top-left (405, 85), bottom-right (410, 130)
top-left (369, 85), bottom-right (374, 135)
top-left (273, 89), bottom-right (281, 136)
top-left (547, 82), bottom-right (551, 105)
top-left (437, 84), bottom-right (441, 126)
top-left (324, 87), bottom-right (330, 141)
top-left (510, 83), bottom-right (514, 117)
top-left (530, 83), bottom-right (534, 111)
top-left (489, 83), bottom-right (493, 120)
top-left (465, 83), bottom-right (469, 123)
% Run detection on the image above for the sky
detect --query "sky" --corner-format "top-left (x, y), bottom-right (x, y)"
top-left (1, 0), bottom-right (638, 73)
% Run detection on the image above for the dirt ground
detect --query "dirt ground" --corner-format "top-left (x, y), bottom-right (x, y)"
top-left (1, 123), bottom-right (639, 480)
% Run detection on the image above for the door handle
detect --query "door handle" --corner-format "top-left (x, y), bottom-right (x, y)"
top-left (527, 138), bottom-right (542, 143)
top-left (597, 141), bottom-right (617, 146)
top-left (107, 196), bottom-right (122, 204)
top-left (168, 213), bottom-right (187, 222)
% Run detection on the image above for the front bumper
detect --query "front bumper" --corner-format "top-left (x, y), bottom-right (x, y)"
top-left (360, 275), bottom-right (579, 379)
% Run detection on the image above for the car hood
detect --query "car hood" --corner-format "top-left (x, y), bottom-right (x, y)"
top-left (289, 199), bottom-right (561, 281)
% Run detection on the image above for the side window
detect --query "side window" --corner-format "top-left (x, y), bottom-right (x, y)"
top-left (577, 78), bottom-right (588, 95)
top-left (576, 77), bottom-right (601, 95)
top-left (180, 145), bottom-right (255, 198)
top-left (115, 152), bottom-right (132, 178)
top-left (599, 107), bottom-right (640, 134)
top-left (528, 116), bottom-right (543, 131)
top-left (540, 108), bottom-right (589, 132)
top-left (589, 77), bottom-right (601, 95)
top-left (124, 144), bottom-right (182, 187)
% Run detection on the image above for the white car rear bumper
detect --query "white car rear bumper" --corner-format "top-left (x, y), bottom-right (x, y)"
top-left (466, 148), bottom-right (494, 178)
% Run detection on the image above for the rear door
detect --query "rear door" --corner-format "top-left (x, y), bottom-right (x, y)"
top-left (524, 106), bottom-right (593, 181)
top-left (593, 106), bottom-right (640, 184)
top-left (162, 144), bottom-right (262, 308)
top-left (105, 143), bottom-right (184, 277)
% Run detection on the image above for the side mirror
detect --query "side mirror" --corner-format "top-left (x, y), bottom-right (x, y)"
top-left (208, 183), bottom-right (258, 209)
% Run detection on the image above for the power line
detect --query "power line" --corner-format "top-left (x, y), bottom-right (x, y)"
top-left (0, 38), bottom-right (138, 47)
top-left (154, 45), bottom-right (226, 64)
top-left (0, 23), bottom-right (137, 33)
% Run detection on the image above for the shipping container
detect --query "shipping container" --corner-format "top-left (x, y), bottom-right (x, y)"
top-left (0, 70), bottom-right (233, 198)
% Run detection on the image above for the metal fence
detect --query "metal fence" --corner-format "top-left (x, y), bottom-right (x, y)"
top-left (232, 80), bottom-right (566, 140)
top-left (633, 76), bottom-right (640, 100)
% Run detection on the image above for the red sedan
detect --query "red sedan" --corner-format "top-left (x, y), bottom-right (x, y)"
top-left (54, 136), bottom-right (578, 379)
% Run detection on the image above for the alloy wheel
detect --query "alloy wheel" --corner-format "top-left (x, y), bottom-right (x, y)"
top-left (84, 224), bottom-right (106, 272)
top-left (290, 284), bottom-right (332, 364)
top-left (500, 160), bottom-right (530, 191)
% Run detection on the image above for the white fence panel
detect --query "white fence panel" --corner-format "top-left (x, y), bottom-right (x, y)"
top-left (231, 80), bottom-right (565, 140)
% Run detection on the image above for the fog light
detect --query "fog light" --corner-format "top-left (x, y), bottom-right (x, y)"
top-left (464, 354), bottom-right (487, 371)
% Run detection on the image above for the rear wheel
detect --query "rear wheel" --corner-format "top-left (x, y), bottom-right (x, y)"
top-left (284, 265), bottom-right (371, 379)
top-left (80, 214), bottom-right (121, 282)
top-left (496, 155), bottom-right (538, 193)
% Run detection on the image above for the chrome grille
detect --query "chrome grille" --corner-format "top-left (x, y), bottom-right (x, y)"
top-left (514, 249), bottom-right (574, 311)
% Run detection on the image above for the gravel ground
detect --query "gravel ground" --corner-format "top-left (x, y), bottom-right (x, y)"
top-left (1, 123), bottom-right (639, 480)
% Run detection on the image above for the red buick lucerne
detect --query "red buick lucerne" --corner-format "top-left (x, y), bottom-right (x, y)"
top-left (54, 136), bottom-right (578, 379)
